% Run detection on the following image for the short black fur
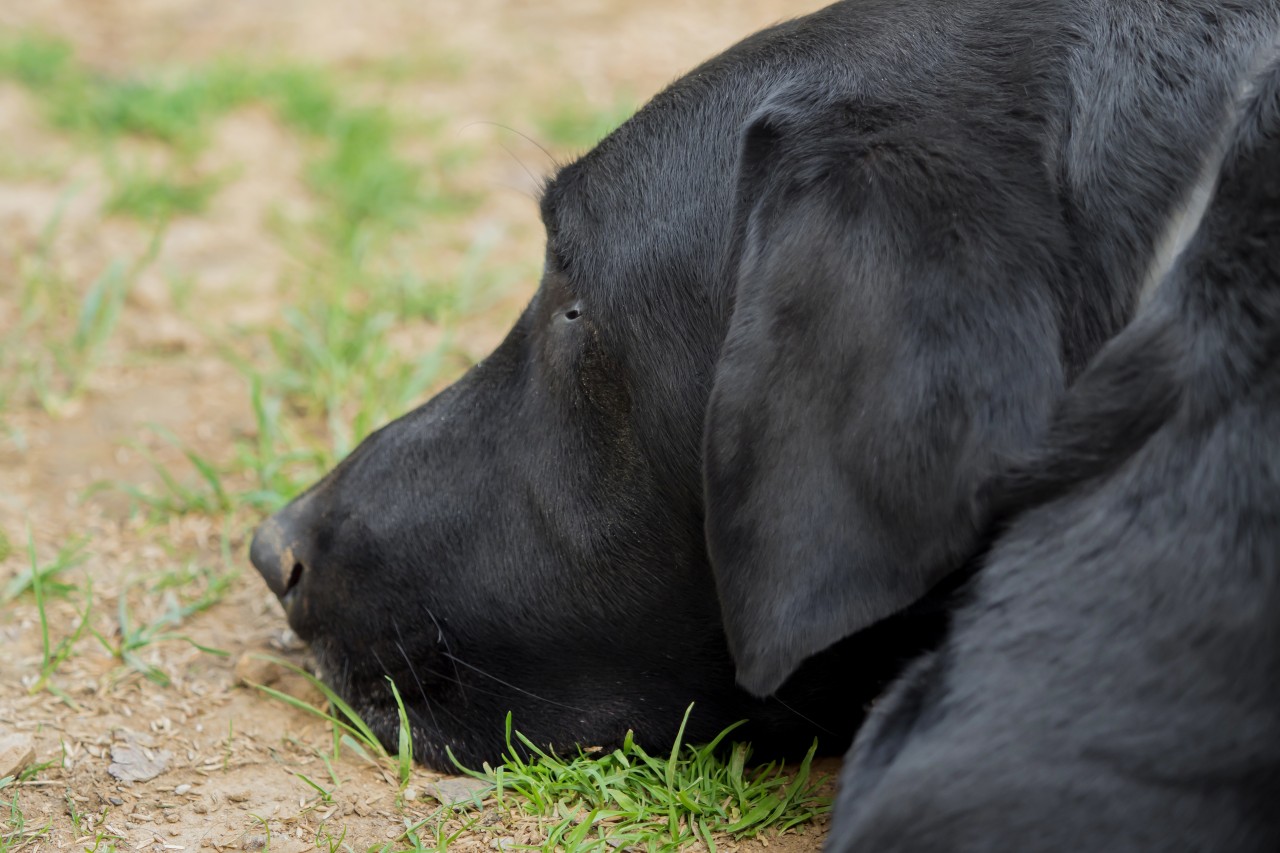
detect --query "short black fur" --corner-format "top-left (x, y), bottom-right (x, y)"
top-left (830, 52), bottom-right (1280, 853)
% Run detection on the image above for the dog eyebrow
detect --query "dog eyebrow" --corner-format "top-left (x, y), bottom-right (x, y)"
top-left (539, 176), bottom-right (560, 227)
top-left (539, 167), bottom-right (571, 229)
top-left (538, 167), bottom-right (583, 277)
top-left (539, 159), bottom-right (587, 231)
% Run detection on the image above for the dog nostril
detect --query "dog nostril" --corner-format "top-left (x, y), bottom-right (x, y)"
top-left (285, 561), bottom-right (305, 595)
top-left (249, 518), bottom-right (310, 601)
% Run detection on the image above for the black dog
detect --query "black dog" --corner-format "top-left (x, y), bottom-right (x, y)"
top-left (249, 0), bottom-right (1280, 779)
top-left (829, 54), bottom-right (1280, 851)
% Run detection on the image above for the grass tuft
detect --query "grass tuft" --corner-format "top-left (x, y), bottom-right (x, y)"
top-left (18, 529), bottom-right (92, 704)
top-left (0, 211), bottom-right (160, 415)
top-left (88, 567), bottom-right (232, 686)
top-left (0, 33), bottom-right (74, 89)
top-left (3, 533), bottom-right (88, 602)
top-left (252, 661), bottom-right (831, 851)
top-left (258, 66), bottom-right (342, 136)
top-left (307, 107), bottom-right (426, 246)
top-left (442, 706), bottom-right (829, 851)
top-left (105, 161), bottom-right (223, 221)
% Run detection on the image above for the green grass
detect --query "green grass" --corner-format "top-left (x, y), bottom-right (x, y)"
top-left (258, 66), bottom-right (342, 134)
top-left (0, 208), bottom-right (161, 415)
top-left (23, 530), bottom-right (93, 702)
top-left (0, 32), bottom-right (489, 513)
top-left (533, 92), bottom-right (637, 153)
top-left (89, 567), bottom-right (232, 686)
top-left (0, 35), bottom-right (246, 149)
top-left (0, 789), bottom-right (51, 852)
top-left (388, 677), bottom-right (416, 788)
top-left (51, 73), bottom-right (230, 148)
top-left (2, 532), bottom-right (87, 602)
top-left (0, 34), bottom-right (451, 227)
top-left (13, 530), bottom-right (233, 695)
top-left (307, 107), bottom-right (427, 246)
top-left (235, 375), bottom-right (333, 513)
top-left (247, 654), bottom-right (395, 766)
top-left (253, 670), bottom-right (831, 853)
top-left (104, 161), bottom-right (223, 221)
top-left (0, 32), bottom-right (500, 518)
top-left (440, 708), bottom-right (829, 852)
top-left (0, 33), bottom-right (74, 89)
top-left (99, 425), bottom-right (238, 519)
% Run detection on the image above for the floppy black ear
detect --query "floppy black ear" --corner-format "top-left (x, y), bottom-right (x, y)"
top-left (705, 99), bottom-right (1072, 695)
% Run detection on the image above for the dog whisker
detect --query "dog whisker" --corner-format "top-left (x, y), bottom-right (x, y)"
top-left (769, 696), bottom-right (838, 738)
top-left (460, 120), bottom-right (558, 170)
top-left (441, 652), bottom-right (590, 713)
top-left (391, 618), bottom-right (440, 735)
top-left (421, 604), bottom-right (469, 707)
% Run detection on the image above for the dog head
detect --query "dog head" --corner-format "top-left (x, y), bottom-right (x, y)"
top-left (249, 3), bottom-right (1086, 768)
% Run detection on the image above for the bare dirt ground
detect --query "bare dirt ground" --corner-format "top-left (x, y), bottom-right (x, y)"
top-left (0, 1), bottom-right (838, 851)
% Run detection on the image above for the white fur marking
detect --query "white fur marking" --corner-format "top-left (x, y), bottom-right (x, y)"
top-left (1137, 28), bottom-right (1280, 308)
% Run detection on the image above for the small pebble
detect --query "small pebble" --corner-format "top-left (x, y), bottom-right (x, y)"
top-left (242, 834), bottom-right (267, 851)
top-left (193, 802), bottom-right (209, 815)
top-left (108, 797), bottom-right (124, 807)
top-left (175, 784), bottom-right (193, 795)
top-left (0, 733), bottom-right (36, 780)
top-left (233, 654), bottom-right (281, 688)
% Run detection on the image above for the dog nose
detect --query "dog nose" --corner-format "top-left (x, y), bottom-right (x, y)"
top-left (249, 514), bottom-right (306, 601)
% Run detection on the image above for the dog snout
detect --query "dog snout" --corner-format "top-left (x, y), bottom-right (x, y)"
top-left (249, 511), bottom-right (308, 604)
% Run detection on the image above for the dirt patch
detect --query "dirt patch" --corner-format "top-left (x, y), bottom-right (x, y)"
top-left (0, 1), bottom-right (838, 850)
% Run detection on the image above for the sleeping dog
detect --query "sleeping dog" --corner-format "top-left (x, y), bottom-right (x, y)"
top-left (249, 0), bottom-right (1280, 838)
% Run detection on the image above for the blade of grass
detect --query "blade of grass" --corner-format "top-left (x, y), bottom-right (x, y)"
top-left (248, 653), bottom-right (387, 757)
top-left (386, 676), bottom-right (414, 787)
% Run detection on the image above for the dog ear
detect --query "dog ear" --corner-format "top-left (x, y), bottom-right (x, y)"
top-left (705, 99), bottom-right (1072, 695)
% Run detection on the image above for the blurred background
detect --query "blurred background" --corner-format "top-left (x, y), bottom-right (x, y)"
top-left (0, 0), bottom-right (830, 524)
top-left (0, 1), bottom-right (829, 849)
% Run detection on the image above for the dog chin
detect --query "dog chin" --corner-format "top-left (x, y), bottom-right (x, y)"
top-left (305, 644), bottom-right (453, 768)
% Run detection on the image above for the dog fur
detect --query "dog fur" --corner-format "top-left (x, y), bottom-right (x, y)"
top-left (829, 49), bottom-right (1280, 851)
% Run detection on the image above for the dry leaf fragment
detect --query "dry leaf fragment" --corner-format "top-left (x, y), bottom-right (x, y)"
top-left (108, 730), bottom-right (173, 782)
top-left (428, 776), bottom-right (489, 806)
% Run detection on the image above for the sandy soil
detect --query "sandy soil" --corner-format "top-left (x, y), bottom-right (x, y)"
top-left (0, 1), bottom-right (837, 850)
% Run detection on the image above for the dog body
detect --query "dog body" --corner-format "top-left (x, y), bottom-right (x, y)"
top-left (830, 55), bottom-right (1280, 851)
top-left (249, 6), bottom-right (1280, 843)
